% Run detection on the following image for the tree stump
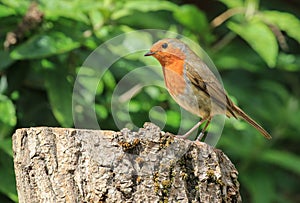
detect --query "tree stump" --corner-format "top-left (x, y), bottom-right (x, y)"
top-left (13, 122), bottom-right (241, 203)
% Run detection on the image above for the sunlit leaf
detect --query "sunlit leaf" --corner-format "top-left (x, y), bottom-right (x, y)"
top-left (129, 100), bottom-right (141, 112)
top-left (112, 0), bottom-right (177, 19)
top-left (123, 0), bottom-right (177, 12)
top-left (89, 9), bottom-right (104, 30)
top-left (0, 0), bottom-right (29, 13)
top-left (102, 70), bottom-right (116, 91)
top-left (40, 0), bottom-right (92, 23)
top-left (95, 104), bottom-right (108, 119)
top-left (0, 4), bottom-right (16, 18)
top-left (173, 5), bottom-right (208, 34)
top-left (261, 11), bottom-right (300, 43)
top-left (11, 32), bottom-right (80, 59)
top-left (166, 110), bottom-right (180, 128)
top-left (228, 21), bottom-right (278, 67)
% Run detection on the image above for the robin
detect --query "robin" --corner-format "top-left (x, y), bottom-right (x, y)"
top-left (144, 38), bottom-right (272, 140)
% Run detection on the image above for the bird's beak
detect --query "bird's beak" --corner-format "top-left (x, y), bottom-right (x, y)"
top-left (144, 51), bottom-right (156, 56)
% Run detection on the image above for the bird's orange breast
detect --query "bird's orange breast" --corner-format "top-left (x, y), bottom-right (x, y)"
top-left (162, 58), bottom-right (186, 96)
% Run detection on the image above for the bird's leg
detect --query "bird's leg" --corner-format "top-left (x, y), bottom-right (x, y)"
top-left (177, 117), bottom-right (209, 139)
top-left (196, 117), bottom-right (211, 141)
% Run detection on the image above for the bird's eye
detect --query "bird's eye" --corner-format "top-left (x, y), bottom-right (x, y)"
top-left (161, 43), bottom-right (168, 49)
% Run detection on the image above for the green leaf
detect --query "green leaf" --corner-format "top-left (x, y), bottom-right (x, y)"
top-left (261, 150), bottom-right (300, 175)
top-left (0, 94), bottom-right (16, 138)
top-left (0, 0), bottom-right (29, 13)
top-left (166, 110), bottom-right (180, 128)
top-left (129, 100), bottom-right (141, 112)
top-left (0, 151), bottom-right (18, 202)
top-left (261, 11), bottom-right (300, 44)
top-left (40, 0), bottom-right (91, 23)
top-left (10, 32), bottom-right (80, 60)
top-left (145, 86), bottom-right (166, 100)
top-left (241, 170), bottom-right (276, 203)
top-left (277, 53), bottom-right (300, 71)
top-left (0, 138), bottom-right (13, 157)
top-left (112, 0), bottom-right (177, 19)
top-left (258, 80), bottom-right (289, 104)
top-left (102, 70), bottom-right (116, 91)
top-left (44, 69), bottom-right (73, 127)
top-left (107, 31), bottom-right (152, 57)
top-left (89, 9), bottom-right (104, 30)
top-left (95, 104), bottom-right (108, 119)
top-left (228, 21), bottom-right (278, 67)
top-left (173, 5), bottom-right (208, 34)
top-left (0, 75), bottom-right (8, 94)
top-left (0, 50), bottom-right (14, 71)
top-left (112, 12), bottom-right (175, 30)
top-left (75, 66), bottom-right (105, 100)
top-left (213, 40), bottom-right (268, 71)
top-left (123, 0), bottom-right (177, 12)
top-left (0, 4), bottom-right (16, 18)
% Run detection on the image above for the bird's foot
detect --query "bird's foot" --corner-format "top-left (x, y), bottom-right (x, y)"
top-left (196, 132), bottom-right (205, 141)
top-left (175, 131), bottom-right (206, 141)
top-left (175, 134), bottom-right (191, 139)
top-left (174, 118), bottom-right (211, 141)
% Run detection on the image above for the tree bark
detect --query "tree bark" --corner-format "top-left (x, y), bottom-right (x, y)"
top-left (13, 122), bottom-right (241, 203)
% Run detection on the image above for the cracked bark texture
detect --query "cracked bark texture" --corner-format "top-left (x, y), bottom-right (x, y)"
top-left (13, 122), bottom-right (241, 203)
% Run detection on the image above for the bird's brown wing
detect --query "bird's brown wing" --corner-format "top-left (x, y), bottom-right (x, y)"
top-left (184, 62), bottom-right (237, 118)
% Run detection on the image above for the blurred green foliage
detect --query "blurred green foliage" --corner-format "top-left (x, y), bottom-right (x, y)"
top-left (0, 0), bottom-right (299, 202)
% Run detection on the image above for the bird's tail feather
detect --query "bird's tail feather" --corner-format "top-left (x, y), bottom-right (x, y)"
top-left (232, 105), bottom-right (272, 139)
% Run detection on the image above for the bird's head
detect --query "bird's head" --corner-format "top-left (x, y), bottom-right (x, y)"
top-left (144, 38), bottom-right (187, 66)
